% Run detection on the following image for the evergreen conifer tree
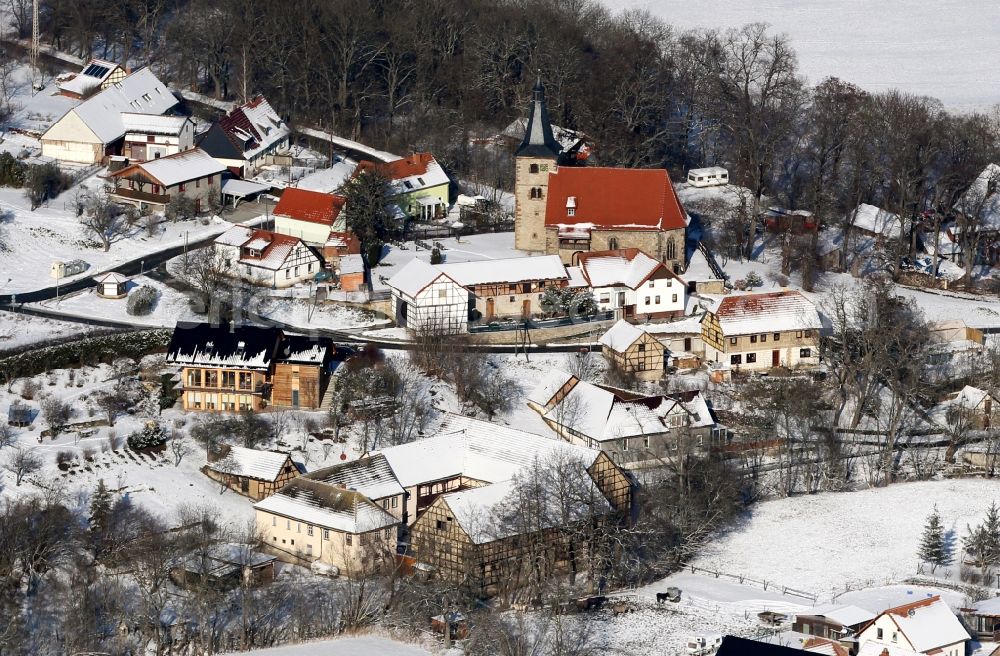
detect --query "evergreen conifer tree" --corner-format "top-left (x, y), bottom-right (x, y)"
top-left (89, 478), bottom-right (112, 534)
top-left (919, 505), bottom-right (951, 572)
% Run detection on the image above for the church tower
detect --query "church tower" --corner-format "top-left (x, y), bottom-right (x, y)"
top-left (514, 79), bottom-right (561, 252)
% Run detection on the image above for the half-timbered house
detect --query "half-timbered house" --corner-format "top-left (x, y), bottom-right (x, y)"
top-left (204, 445), bottom-right (298, 500)
top-left (572, 248), bottom-right (686, 320)
top-left (386, 258), bottom-right (468, 334)
top-left (598, 319), bottom-right (665, 379)
top-left (214, 226), bottom-right (323, 289)
top-left (437, 254), bottom-right (569, 320)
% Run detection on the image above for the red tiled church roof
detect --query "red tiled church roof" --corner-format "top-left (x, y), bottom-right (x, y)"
top-left (274, 188), bottom-right (346, 225)
top-left (544, 167), bottom-right (687, 231)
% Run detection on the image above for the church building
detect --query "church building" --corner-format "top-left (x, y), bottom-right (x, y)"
top-left (513, 81), bottom-right (689, 272)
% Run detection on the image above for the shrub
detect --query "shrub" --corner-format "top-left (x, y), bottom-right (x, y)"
top-left (127, 421), bottom-right (167, 451)
top-left (745, 271), bottom-right (763, 288)
top-left (430, 247), bottom-right (443, 264)
top-left (25, 163), bottom-right (73, 210)
top-left (127, 285), bottom-right (159, 316)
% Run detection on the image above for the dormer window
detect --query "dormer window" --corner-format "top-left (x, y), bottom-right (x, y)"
top-left (566, 196), bottom-right (577, 217)
top-left (417, 177), bottom-right (425, 186)
top-left (403, 180), bottom-right (413, 190)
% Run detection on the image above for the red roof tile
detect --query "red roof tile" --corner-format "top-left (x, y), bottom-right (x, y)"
top-left (274, 188), bottom-right (345, 225)
top-left (355, 152), bottom-right (436, 180)
top-left (544, 167), bottom-right (687, 231)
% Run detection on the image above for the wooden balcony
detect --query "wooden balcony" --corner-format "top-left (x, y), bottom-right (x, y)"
top-left (110, 187), bottom-right (170, 205)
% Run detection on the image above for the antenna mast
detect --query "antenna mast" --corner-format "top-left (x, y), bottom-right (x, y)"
top-left (30, 0), bottom-right (40, 93)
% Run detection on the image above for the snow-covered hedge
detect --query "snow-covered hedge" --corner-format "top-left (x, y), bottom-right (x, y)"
top-left (127, 421), bottom-right (167, 451)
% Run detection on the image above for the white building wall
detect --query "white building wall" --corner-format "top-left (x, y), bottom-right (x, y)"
top-left (392, 278), bottom-right (468, 334)
top-left (274, 216), bottom-right (333, 245)
top-left (633, 277), bottom-right (685, 315)
top-left (704, 343), bottom-right (820, 370)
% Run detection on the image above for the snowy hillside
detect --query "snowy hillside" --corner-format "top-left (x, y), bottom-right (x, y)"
top-left (608, 0), bottom-right (1000, 110)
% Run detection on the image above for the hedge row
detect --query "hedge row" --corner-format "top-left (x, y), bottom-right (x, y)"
top-left (0, 329), bottom-right (172, 383)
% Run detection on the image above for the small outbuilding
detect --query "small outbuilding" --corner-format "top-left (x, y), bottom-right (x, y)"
top-left (598, 319), bottom-right (665, 379)
top-left (7, 403), bottom-right (32, 427)
top-left (205, 445), bottom-right (298, 499)
top-left (94, 272), bottom-right (129, 299)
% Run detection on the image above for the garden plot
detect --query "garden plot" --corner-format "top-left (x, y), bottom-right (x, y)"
top-left (0, 310), bottom-right (96, 351)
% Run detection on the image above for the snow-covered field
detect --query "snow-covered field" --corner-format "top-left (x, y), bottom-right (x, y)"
top-left (692, 478), bottom-right (1000, 599)
top-left (0, 184), bottom-right (234, 294)
top-left (30, 276), bottom-right (199, 327)
top-left (610, 0), bottom-right (1000, 110)
top-left (235, 636), bottom-right (432, 656)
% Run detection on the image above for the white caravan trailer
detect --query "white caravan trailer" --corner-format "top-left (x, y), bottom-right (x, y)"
top-left (687, 167), bottom-right (729, 188)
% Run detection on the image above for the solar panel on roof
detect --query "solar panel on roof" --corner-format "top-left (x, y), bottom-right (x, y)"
top-left (83, 63), bottom-right (110, 79)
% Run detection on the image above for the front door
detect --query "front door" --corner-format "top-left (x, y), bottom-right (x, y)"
top-left (522, 299), bottom-right (531, 318)
top-left (772, 350), bottom-right (780, 367)
top-left (486, 298), bottom-right (495, 319)
top-left (617, 291), bottom-right (627, 307)
top-left (684, 337), bottom-right (692, 352)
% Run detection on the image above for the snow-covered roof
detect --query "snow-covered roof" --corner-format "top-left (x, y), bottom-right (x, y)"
top-left (121, 112), bottom-right (189, 136)
top-left (386, 257), bottom-right (459, 298)
top-left (219, 95), bottom-right (290, 161)
top-left (957, 163), bottom-right (1000, 230)
top-left (254, 480), bottom-right (396, 534)
top-left (166, 323), bottom-right (280, 370)
top-left (529, 371), bottom-right (715, 441)
top-left (275, 335), bottom-right (329, 364)
top-left (215, 225), bottom-right (255, 247)
top-left (57, 59), bottom-right (120, 96)
top-left (642, 316), bottom-right (704, 336)
top-left (116, 148), bottom-right (225, 187)
top-left (355, 152), bottom-right (450, 196)
top-left (599, 319), bottom-right (646, 352)
top-left (443, 471), bottom-right (612, 545)
top-left (437, 255), bottom-right (568, 287)
top-left (62, 67), bottom-right (178, 143)
top-left (850, 203), bottom-right (904, 239)
top-left (93, 271), bottom-right (128, 284)
top-left (207, 446), bottom-right (291, 481)
top-left (221, 178), bottom-right (270, 198)
top-left (577, 249), bottom-right (680, 289)
top-left (972, 596), bottom-right (1000, 616)
top-left (307, 454), bottom-right (404, 500)
top-left (800, 604), bottom-right (875, 627)
top-left (712, 291), bottom-right (822, 336)
top-left (866, 596), bottom-right (969, 653)
top-left (566, 265), bottom-right (588, 288)
top-left (339, 254), bottom-right (365, 275)
top-left (371, 413), bottom-right (598, 488)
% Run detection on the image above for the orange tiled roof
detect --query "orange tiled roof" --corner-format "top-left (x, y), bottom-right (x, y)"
top-left (274, 188), bottom-right (346, 225)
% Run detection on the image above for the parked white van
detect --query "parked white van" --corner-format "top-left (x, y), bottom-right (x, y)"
top-left (687, 167), bottom-right (729, 188)
top-left (687, 635), bottom-right (723, 655)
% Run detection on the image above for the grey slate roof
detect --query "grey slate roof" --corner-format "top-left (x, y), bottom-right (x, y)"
top-left (515, 80), bottom-right (561, 159)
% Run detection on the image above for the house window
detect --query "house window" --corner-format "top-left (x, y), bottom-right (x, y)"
top-left (271, 516), bottom-right (276, 527)
top-left (509, 296), bottom-right (515, 302)
top-left (297, 523), bottom-right (301, 533)
top-left (286, 269), bottom-right (291, 279)
top-left (286, 520), bottom-right (291, 530)
top-left (644, 435), bottom-right (650, 448)
top-left (308, 263), bottom-right (313, 272)
top-left (307, 525), bottom-right (314, 536)
top-left (196, 178), bottom-right (201, 188)
top-left (645, 296), bottom-right (651, 305)
top-left (208, 176), bottom-right (214, 185)
top-left (306, 544), bottom-right (312, 556)
top-left (567, 207), bottom-right (575, 217)
top-left (746, 353), bottom-right (757, 363)
top-left (638, 343), bottom-right (646, 352)
top-left (222, 371), bottom-right (235, 387)
top-left (800, 348), bottom-right (812, 358)
top-left (323, 529), bottom-right (330, 540)
top-left (729, 337), bottom-right (737, 345)
top-left (529, 163), bottom-right (539, 174)
top-left (655, 296), bottom-right (661, 304)
top-left (638, 360), bottom-right (646, 371)
top-left (346, 534), bottom-right (352, 546)
top-left (608, 238), bottom-right (619, 250)
top-left (294, 266), bottom-right (300, 276)
top-left (666, 240), bottom-right (677, 261)
top-left (796, 330), bottom-right (803, 338)
top-left (649, 281), bottom-right (655, 288)
top-left (730, 354), bottom-right (742, 365)
top-left (672, 294), bottom-right (677, 302)
top-left (622, 438), bottom-right (628, 451)
top-left (179, 183), bottom-right (186, 192)
top-left (760, 334), bottom-right (767, 342)
top-left (147, 135), bottom-right (155, 143)
top-left (599, 293), bottom-right (610, 303)
top-left (773, 332), bottom-right (780, 341)
top-left (876, 629), bottom-right (884, 640)
top-left (382, 499), bottom-right (389, 509)
top-left (436, 520), bottom-right (446, 531)
top-left (391, 496), bottom-right (398, 508)
top-left (804, 329), bottom-right (814, 337)
top-left (750, 335), bottom-right (757, 343)
top-left (152, 184), bottom-right (160, 194)
top-left (439, 289), bottom-right (447, 298)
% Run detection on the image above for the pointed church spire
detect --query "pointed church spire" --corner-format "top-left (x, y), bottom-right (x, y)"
top-left (516, 76), bottom-right (561, 159)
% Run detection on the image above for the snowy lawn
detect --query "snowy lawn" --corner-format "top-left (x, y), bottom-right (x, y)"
top-left (609, 0), bottom-right (1000, 111)
top-left (29, 275), bottom-right (199, 327)
top-left (691, 479), bottom-right (1000, 600)
top-left (0, 309), bottom-right (96, 351)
